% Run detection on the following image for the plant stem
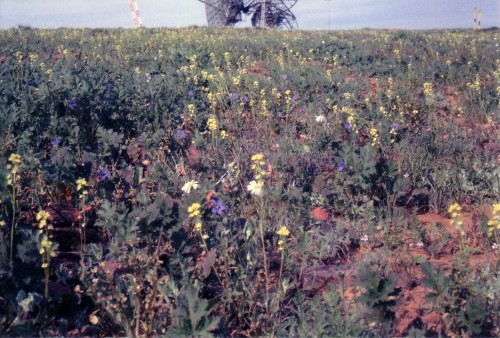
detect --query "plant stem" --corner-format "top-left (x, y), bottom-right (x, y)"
top-left (258, 194), bottom-right (269, 293)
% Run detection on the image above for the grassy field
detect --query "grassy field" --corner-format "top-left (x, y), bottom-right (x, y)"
top-left (0, 26), bottom-right (499, 336)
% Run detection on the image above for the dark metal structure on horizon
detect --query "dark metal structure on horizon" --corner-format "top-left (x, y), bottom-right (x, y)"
top-left (199, 0), bottom-right (298, 29)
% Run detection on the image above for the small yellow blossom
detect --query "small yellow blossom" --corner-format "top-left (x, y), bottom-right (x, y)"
top-left (487, 203), bottom-right (500, 237)
top-left (8, 153), bottom-right (22, 164)
top-left (36, 210), bottom-right (50, 229)
top-left (89, 314), bottom-right (99, 325)
top-left (207, 118), bottom-right (218, 131)
top-left (188, 203), bottom-right (202, 218)
top-left (276, 226), bottom-right (290, 237)
top-left (76, 178), bottom-right (87, 191)
top-left (448, 203), bottom-right (462, 217)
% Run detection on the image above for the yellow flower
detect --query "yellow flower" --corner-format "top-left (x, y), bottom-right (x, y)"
top-left (194, 222), bottom-right (202, 231)
top-left (251, 153), bottom-right (264, 162)
top-left (8, 153), bottom-right (22, 164)
top-left (181, 180), bottom-right (199, 194)
top-left (247, 180), bottom-right (263, 196)
top-left (76, 178), bottom-right (87, 191)
top-left (188, 203), bottom-right (202, 218)
top-left (207, 117), bottom-right (218, 131)
top-left (36, 210), bottom-right (50, 228)
top-left (276, 226), bottom-right (290, 237)
top-left (448, 202), bottom-right (462, 217)
top-left (89, 314), bottom-right (99, 325)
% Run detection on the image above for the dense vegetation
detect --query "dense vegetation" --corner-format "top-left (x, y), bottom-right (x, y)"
top-left (0, 26), bottom-right (499, 336)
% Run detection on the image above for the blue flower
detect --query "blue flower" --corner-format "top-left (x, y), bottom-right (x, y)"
top-left (231, 92), bottom-right (239, 100)
top-left (176, 129), bottom-right (186, 139)
top-left (211, 199), bottom-right (227, 216)
top-left (137, 136), bottom-right (144, 143)
top-left (97, 167), bottom-right (110, 181)
top-left (343, 122), bottom-right (353, 130)
top-left (292, 93), bottom-right (300, 101)
top-left (187, 89), bottom-right (195, 97)
top-left (338, 162), bottom-right (346, 172)
top-left (240, 95), bottom-right (249, 103)
top-left (67, 98), bottom-right (77, 109)
top-left (51, 137), bottom-right (60, 147)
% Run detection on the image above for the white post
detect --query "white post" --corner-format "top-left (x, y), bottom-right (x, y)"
top-left (261, 0), bottom-right (266, 28)
top-left (128, 0), bottom-right (144, 28)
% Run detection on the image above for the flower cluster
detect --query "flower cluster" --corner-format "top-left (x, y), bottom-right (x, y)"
top-left (448, 202), bottom-right (464, 236)
top-left (423, 82), bottom-right (434, 97)
top-left (369, 127), bottom-right (379, 147)
top-left (276, 226), bottom-right (290, 251)
top-left (487, 203), bottom-right (500, 237)
top-left (37, 210), bottom-right (56, 269)
top-left (188, 202), bottom-right (208, 240)
top-left (207, 117), bottom-right (218, 131)
top-left (36, 210), bottom-right (50, 231)
top-left (76, 178), bottom-right (88, 199)
top-left (247, 153), bottom-right (266, 196)
top-left (6, 153), bottom-right (22, 185)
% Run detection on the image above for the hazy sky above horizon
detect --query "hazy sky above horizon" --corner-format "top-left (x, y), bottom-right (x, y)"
top-left (0, 0), bottom-right (499, 30)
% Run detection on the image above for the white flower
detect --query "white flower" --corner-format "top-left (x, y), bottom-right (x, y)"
top-left (492, 243), bottom-right (499, 250)
top-left (315, 114), bottom-right (327, 123)
top-left (416, 242), bottom-right (424, 248)
top-left (181, 180), bottom-right (199, 194)
top-left (360, 234), bottom-right (369, 242)
top-left (247, 180), bottom-right (263, 196)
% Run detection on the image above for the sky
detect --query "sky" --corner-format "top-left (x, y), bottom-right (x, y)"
top-left (0, 0), bottom-right (498, 30)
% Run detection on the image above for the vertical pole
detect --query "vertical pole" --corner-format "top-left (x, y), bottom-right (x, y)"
top-left (128, 0), bottom-right (144, 28)
top-left (473, 7), bottom-right (477, 30)
top-left (478, 11), bottom-right (482, 30)
top-left (261, 0), bottom-right (266, 28)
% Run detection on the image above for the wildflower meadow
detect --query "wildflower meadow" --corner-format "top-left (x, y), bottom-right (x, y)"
top-left (0, 26), bottom-right (499, 336)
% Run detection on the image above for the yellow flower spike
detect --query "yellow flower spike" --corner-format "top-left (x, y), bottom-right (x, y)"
top-left (76, 178), bottom-right (88, 191)
top-left (448, 203), bottom-right (462, 215)
top-left (194, 222), bottom-right (202, 231)
top-left (187, 203), bottom-right (202, 218)
top-left (8, 153), bottom-right (22, 164)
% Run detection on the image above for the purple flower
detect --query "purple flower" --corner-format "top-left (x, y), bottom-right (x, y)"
top-left (51, 137), bottom-right (60, 147)
top-left (338, 162), bottom-right (346, 172)
top-left (231, 92), bottom-right (239, 100)
top-left (240, 95), bottom-right (249, 103)
top-left (211, 199), bottom-right (227, 216)
top-left (137, 136), bottom-right (144, 143)
top-left (97, 167), bottom-right (110, 181)
top-left (390, 123), bottom-right (400, 131)
top-left (292, 93), bottom-right (300, 101)
top-left (343, 122), bottom-right (353, 130)
top-left (187, 89), bottom-right (195, 97)
top-left (67, 98), bottom-right (77, 109)
top-left (176, 129), bottom-right (186, 139)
